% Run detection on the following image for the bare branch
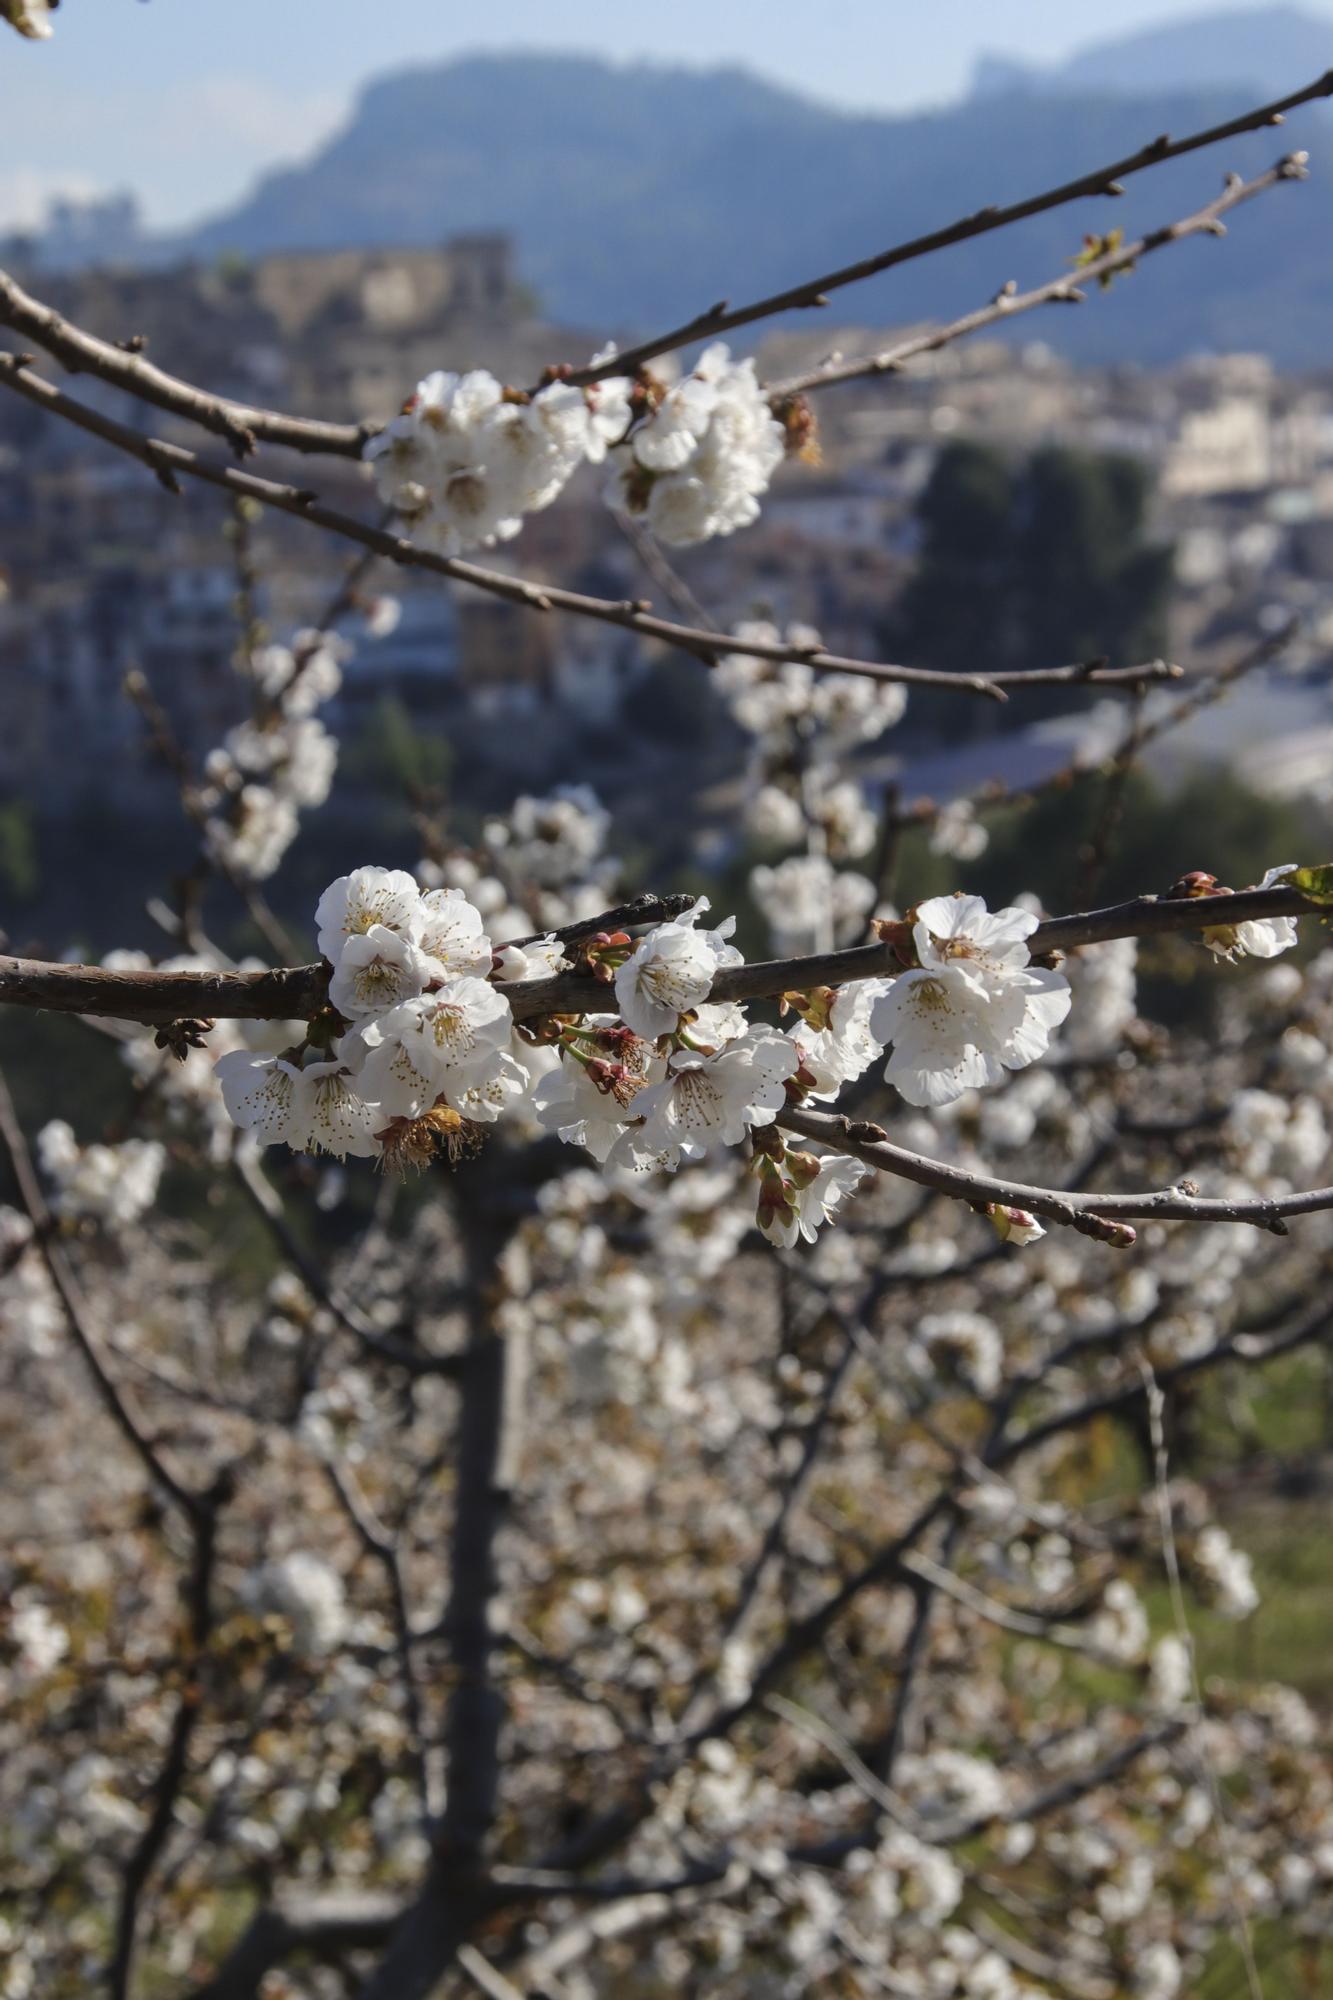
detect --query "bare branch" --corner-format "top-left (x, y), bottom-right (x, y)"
top-left (0, 267), bottom-right (374, 457)
top-left (778, 1102), bottom-right (1333, 1234)
top-left (0, 350), bottom-right (1184, 702)
top-left (0, 1065), bottom-right (201, 1519)
top-left (0, 881), bottom-right (1319, 1029)
top-left (556, 71), bottom-right (1333, 387)
top-left (766, 156), bottom-right (1306, 396)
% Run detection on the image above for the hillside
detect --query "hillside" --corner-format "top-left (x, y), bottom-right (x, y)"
top-left (183, 34), bottom-right (1333, 366)
top-left (974, 4), bottom-right (1333, 99)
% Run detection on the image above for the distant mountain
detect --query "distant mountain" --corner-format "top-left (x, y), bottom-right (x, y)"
top-left (183, 34), bottom-right (1333, 368)
top-left (973, 4), bottom-right (1333, 100)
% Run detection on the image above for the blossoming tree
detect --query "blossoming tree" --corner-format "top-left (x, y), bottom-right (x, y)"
top-left (3, 13), bottom-right (1333, 1999)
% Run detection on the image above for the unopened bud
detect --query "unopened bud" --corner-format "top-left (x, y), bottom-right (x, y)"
top-left (749, 1126), bottom-right (786, 1163)
top-left (1076, 1213), bottom-right (1138, 1249)
top-left (987, 1203), bottom-right (1045, 1247)
top-left (1168, 870), bottom-right (1227, 899)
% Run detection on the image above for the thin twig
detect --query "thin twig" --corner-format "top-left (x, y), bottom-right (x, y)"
top-left (0, 265), bottom-right (373, 457)
top-left (553, 72), bottom-right (1333, 387)
top-left (1137, 1353), bottom-right (1265, 2000)
top-left (768, 157), bottom-right (1306, 396)
top-left (2, 879), bottom-right (1316, 1028)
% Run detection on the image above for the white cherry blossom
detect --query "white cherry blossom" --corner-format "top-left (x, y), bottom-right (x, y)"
top-left (613, 900), bottom-right (741, 1041)
top-left (417, 887), bottom-right (493, 979)
top-left (610, 344), bottom-right (785, 546)
top-left (327, 925), bottom-right (432, 1020)
top-left (632, 1027), bottom-right (798, 1161)
top-left (3, 0), bottom-right (55, 38)
top-left (871, 894), bottom-right (1071, 1107)
top-left (214, 1052), bottom-right (382, 1158)
top-left (1201, 865), bottom-right (1300, 962)
top-left (315, 867), bottom-right (424, 961)
top-left (492, 935), bottom-right (567, 983)
top-left (358, 980), bottom-right (514, 1115)
top-left (35, 1121), bottom-right (165, 1229)
top-left (789, 980), bottom-right (893, 1098)
top-left (534, 1050), bottom-right (662, 1162)
top-left (758, 1151), bottom-right (869, 1248)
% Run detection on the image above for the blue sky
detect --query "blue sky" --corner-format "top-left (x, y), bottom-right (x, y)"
top-left (1, 1), bottom-right (1328, 229)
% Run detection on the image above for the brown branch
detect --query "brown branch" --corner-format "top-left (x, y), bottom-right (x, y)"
top-left (0, 952), bottom-right (329, 1024)
top-left (888, 621), bottom-right (1296, 841)
top-left (0, 881), bottom-right (1319, 1028)
top-left (995, 1294), bottom-right (1333, 1464)
top-left (191, 1895), bottom-right (405, 2000)
top-left (325, 1462), bottom-right (435, 1818)
top-left (778, 1102), bottom-right (1333, 1233)
top-left (766, 156), bottom-right (1306, 396)
top-left (507, 881), bottom-right (1318, 1020)
top-left (0, 266), bottom-right (374, 457)
top-left (0, 350), bottom-right (1182, 703)
top-left (109, 1474), bottom-right (230, 2000)
top-left (554, 70), bottom-right (1333, 388)
top-left (0, 1066), bottom-right (201, 1518)
top-left (356, 1183), bottom-right (528, 2000)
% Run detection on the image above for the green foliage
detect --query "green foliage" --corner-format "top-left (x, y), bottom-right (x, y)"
top-left (972, 767), bottom-right (1320, 914)
top-left (342, 696), bottom-right (454, 801)
top-left (0, 798), bottom-right (37, 901)
top-left (895, 440), bottom-right (1174, 731)
top-left (1288, 862), bottom-right (1333, 905)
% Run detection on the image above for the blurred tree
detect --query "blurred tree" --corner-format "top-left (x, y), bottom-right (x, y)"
top-left (895, 440), bottom-right (1174, 732)
top-left (0, 799), bottom-right (36, 901)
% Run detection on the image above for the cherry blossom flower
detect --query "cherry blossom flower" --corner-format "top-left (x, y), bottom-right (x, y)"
top-left (756, 1151), bottom-right (869, 1248)
top-left (485, 786), bottom-right (611, 889)
top-left (788, 980), bottom-right (894, 1099)
top-left (491, 935), bottom-right (567, 983)
top-left (870, 894), bottom-right (1071, 1107)
top-left (365, 369), bottom-right (613, 557)
top-left (930, 796), bottom-right (990, 861)
top-left (244, 1553), bottom-right (348, 1655)
top-left (358, 980), bottom-right (515, 1116)
top-left (315, 867), bottom-right (424, 961)
top-left (214, 1051), bottom-right (382, 1158)
top-left (988, 1203), bottom-right (1047, 1247)
top-left (206, 784), bottom-right (299, 881)
top-left (417, 887), bottom-right (494, 979)
top-left (1201, 864), bottom-right (1300, 961)
top-left (2, 0), bottom-right (54, 38)
top-left (613, 900), bottom-right (741, 1041)
top-left (751, 853), bottom-right (877, 956)
top-left (35, 1120), bottom-right (165, 1229)
top-left (534, 1048), bottom-right (664, 1161)
top-left (1194, 1524), bottom-right (1259, 1618)
top-left (327, 925), bottom-right (432, 1020)
top-left (632, 1027), bottom-right (798, 1161)
top-left (609, 345), bottom-right (785, 546)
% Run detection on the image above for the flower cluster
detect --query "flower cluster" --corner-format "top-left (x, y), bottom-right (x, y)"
top-left (365, 368), bottom-right (630, 557)
top-left (201, 628), bottom-right (345, 882)
top-left (366, 344), bottom-right (797, 557)
top-left (869, 895), bottom-right (1072, 1107)
top-left (216, 866), bottom-right (544, 1166)
top-left (35, 1120), bottom-right (165, 1229)
top-left (209, 827), bottom-right (1311, 1265)
top-left (607, 343), bottom-right (786, 545)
